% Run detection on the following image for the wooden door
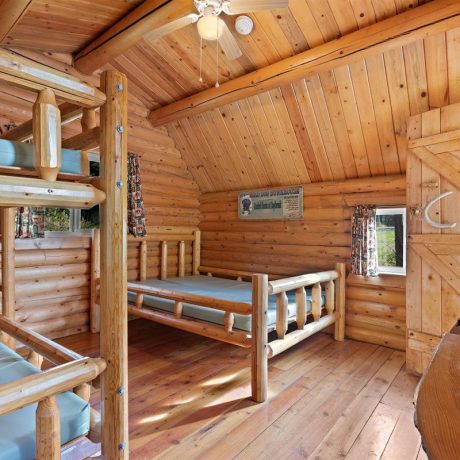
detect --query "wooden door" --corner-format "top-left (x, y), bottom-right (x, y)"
top-left (406, 103), bottom-right (460, 374)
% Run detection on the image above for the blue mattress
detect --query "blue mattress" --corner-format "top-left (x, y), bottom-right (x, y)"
top-left (0, 343), bottom-right (90, 460)
top-left (0, 139), bottom-right (82, 174)
top-left (128, 275), bottom-right (325, 332)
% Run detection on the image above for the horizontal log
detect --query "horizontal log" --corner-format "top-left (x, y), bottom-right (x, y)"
top-left (0, 357), bottom-right (106, 416)
top-left (346, 326), bottom-right (405, 351)
top-left (346, 299), bottom-right (406, 321)
top-left (0, 49), bottom-right (106, 108)
top-left (0, 316), bottom-right (82, 365)
top-left (0, 263), bottom-right (88, 283)
top-left (128, 304), bottom-right (252, 347)
top-left (12, 237), bottom-right (91, 251)
top-left (268, 314), bottom-right (337, 358)
top-left (16, 275), bottom-right (89, 298)
top-left (345, 313), bottom-right (405, 335)
top-left (0, 175), bottom-right (105, 208)
top-left (346, 286), bottom-right (405, 307)
top-left (127, 282), bottom-right (252, 314)
top-left (62, 126), bottom-right (100, 150)
top-left (25, 313), bottom-right (88, 336)
top-left (16, 301), bottom-right (88, 324)
top-left (269, 270), bottom-right (339, 294)
top-left (149, 0), bottom-right (460, 124)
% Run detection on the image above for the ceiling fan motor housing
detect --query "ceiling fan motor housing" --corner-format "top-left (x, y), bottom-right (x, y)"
top-left (195, 0), bottom-right (225, 16)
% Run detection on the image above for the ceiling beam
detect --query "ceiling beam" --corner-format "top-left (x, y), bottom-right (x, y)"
top-left (149, 0), bottom-right (460, 126)
top-left (0, 0), bottom-right (33, 43)
top-left (74, 0), bottom-right (195, 75)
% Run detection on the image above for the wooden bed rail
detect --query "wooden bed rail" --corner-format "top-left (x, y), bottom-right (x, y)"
top-left (0, 357), bottom-right (105, 459)
top-left (0, 316), bottom-right (82, 365)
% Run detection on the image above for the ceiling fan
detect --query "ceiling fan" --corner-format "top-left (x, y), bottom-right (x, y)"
top-left (144, 0), bottom-right (289, 60)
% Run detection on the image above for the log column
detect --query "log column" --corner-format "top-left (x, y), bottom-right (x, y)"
top-left (1, 208), bottom-right (16, 349)
top-left (99, 70), bottom-right (129, 459)
top-left (33, 89), bottom-right (61, 181)
top-left (36, 396), bottom-right (60, 460)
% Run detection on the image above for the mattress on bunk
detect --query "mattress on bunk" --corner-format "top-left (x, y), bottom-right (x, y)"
top-left (128, 275), bottom-right (326, 332)
top-left (0, 342), bottom-right (90, 460)
top-left (0, 139), bottom-right (83, 174)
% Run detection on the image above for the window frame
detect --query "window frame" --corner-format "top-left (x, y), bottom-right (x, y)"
top-left (375, 207), bottom-right (407, 276)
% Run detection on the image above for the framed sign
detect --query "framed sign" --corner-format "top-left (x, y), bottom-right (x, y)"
top-left (238, 187), bottom-right (303, 220)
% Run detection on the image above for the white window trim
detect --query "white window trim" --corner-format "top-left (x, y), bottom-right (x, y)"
top-left (376, 207), bottom-right (406, 276)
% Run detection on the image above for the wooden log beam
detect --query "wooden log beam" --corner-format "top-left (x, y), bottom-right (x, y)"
top-left (99, 69), bottom-right (129, 460)
top-left (74, 0), bottom-right (195, 75)
top-left (0, 175), bottom-right (105, 208)
top-left (149, 0), bottom-right (460, 125)
top-left (0, 208), bottom-right (15, 349)
top-left (0, 48), bottom-right (105, 107)
top-left (0, 102), bottom-right (83, 142)
top-left (0, 316), bottom-right (82, 365)
top-left (0, 357), bottom-right (106, 416)
top-left (62, 126), bottom-right (100, 151)
top-left (0, 0), bottom-right (33, 43)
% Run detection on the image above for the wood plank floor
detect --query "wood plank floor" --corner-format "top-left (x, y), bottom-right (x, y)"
top-left (58, 319), bottom-right (427, 460)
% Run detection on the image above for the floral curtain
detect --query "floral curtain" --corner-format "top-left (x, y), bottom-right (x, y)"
top-left (15, 207), bottom-right (45, 239)
top-left (127, 152), bottom-right (147, 237)
top-left (351, 205), bottom-right (377, 276)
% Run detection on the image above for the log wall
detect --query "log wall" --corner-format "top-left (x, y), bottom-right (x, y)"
top-left (0, 236), bottom-right (92, 339)
top-left (199, 175), bottom-right (407, 350)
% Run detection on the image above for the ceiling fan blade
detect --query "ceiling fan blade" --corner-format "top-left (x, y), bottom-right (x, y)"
top-left (144, 14), bottom-right (199, 42)
top-left (218, 22), bottom-right (242, 60)
top-left (225, 0), bottom-right (289, 15)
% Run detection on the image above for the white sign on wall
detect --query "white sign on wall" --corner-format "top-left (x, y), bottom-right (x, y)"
top-left (238, 187), bottom-right (303, 220)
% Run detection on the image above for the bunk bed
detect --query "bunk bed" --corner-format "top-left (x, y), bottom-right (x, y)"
top-left (93, 227), bottom-right (346, 403)
top-left (0, 49), bottom-right (129, 459)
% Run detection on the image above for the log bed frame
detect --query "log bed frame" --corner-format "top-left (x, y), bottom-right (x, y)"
top-left (92, 227), bottom-right (346, 403)
top-left (0, 49), bottom-right (129, 459)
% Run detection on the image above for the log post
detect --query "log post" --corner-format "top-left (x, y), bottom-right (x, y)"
top-left (295, 287), bottom-right (307, 330)
top-left (161, 240), bottom-right (168, 280)
top-left (33, 89), bottom-right (61, 181)
top-left (325, 279), bottom-right (335, 316)
top-left (311, 282), bottom-right (322, 322)
top-left (90, 228), bottom-right (101, 333)
top-left (178, 240), bottom-right (185, 277)
top-left (251, 274), bottom-right (268, 403)
top-left (99, 69), bottom-right (129, 459)
top-left (276, 291), bottom-right (288, 339)
top-left (1, 207), bottom-right (16, 349)
top-left (334, 263), bottom-right (346, 341)
top-left (81, 108), bottom-right (98, 176)
top-left (174, 301), bottom-right (183, 318)
top-left (27, 349), bottom-right (44, 369)
top-left (224, 312), bottom-right (234, 332)
top-left (74, 383), bottom-right (91, 401)
top-left (193, 230), bottom-right (201, 275)
top-left (36, 396), bottom-right (60, 460)
top-left (140, 240), bottom-right (147, 281)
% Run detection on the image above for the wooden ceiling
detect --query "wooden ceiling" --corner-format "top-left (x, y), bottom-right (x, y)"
top-left (3, 0), bottom-right (460, 193)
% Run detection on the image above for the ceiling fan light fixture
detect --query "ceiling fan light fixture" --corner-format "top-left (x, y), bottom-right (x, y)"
top-left (235, 15), bottom-right (254, 35)
top-left (197, 15), bottom-right (225, 41)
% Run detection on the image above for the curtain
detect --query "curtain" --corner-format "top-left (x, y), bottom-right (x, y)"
top-left (15, 207), bottom-right (45, 239)
top-left (127, 152), bottom-right (147, 237)
top-left (351, 205), bottom-right (377, 276)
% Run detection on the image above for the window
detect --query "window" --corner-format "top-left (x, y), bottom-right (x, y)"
top-left (44, 154), bottom-right (100, 234)
top-left (375, 207), bottom-right (406, 275)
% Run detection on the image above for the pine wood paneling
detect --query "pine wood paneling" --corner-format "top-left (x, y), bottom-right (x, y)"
top-left (199, 175), bottom-right (406, 349)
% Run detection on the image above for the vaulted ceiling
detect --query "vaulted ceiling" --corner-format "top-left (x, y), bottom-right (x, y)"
top-left (2, 0), bottom-right (460, 193)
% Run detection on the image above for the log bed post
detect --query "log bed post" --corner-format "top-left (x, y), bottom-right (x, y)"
top-left (90, 228), bottom-right (101, 333)
top-left (334, 262), bottom-right (346, 341)
top-left (32, 89), bottom-right (61, 181)
top-left (140, 240), bottom-right (147, 281)
top-left (1, 207), bottom-right (16, 349)
top-left (193, 230), bottom-right (201, 275)
top-left (99, 69), bottom-right (129, 459)
top-left (161, 240), bottom-right (168, 280)
top-left (251, 273), bottom-right (268, 403)
top-left (179, 240), bottom-right (185, 277)
top-left (36, 395), bottom-right (60, 460)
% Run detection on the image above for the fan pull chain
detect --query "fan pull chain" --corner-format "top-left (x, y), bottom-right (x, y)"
top-left (199, 36), bottom-right (203, 84)
top-left (215, 16), bottom-right (220, 88)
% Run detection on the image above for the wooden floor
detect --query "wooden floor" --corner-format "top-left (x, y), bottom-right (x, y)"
top-left (58, 319), bottom-right (427, 460)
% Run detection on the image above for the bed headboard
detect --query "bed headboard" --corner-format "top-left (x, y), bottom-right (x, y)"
top-left (127, 226), bottom-right (200, 281)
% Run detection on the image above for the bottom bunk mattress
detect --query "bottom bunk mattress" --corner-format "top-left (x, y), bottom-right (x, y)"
top-left (128, 275), bottom-right (325, 332)
top-left (0, 343), bottom-right (90, 460)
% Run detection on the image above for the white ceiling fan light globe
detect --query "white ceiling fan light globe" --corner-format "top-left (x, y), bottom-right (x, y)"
top-left (197, 16), bottom-right (225, 40)
top-left (235, 15), bottom-right (254, 35)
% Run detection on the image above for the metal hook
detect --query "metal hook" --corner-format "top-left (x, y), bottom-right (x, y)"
top-left (423, 191), bottom-right (457, 229)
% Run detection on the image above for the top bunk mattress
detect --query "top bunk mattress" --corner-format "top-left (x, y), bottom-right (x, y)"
top-left (0, 139), bottom-right (83, 174)
top-left (128, 275), bottom-right (326, 333)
